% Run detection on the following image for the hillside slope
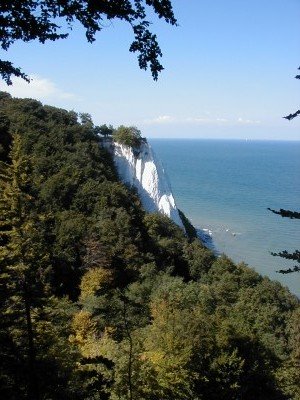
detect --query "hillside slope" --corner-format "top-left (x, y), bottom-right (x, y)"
top-left (0, 92), bottom-right (299, 400)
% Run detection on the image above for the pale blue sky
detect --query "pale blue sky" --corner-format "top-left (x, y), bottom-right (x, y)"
top-left (1, 0), bottom-right (300, 139)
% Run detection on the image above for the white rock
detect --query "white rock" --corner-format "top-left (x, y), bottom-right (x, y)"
top-left (103, 139), bottom-right (184, 229)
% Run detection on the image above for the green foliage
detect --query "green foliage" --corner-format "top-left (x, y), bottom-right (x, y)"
top-left (112, 125), bottom-right (146, 148)
top-left (277, 307), bottom-right (300, 399)
top-left (0, 133), bottom-right (81, 399)
top-left (178, 209), bottom-right (198, 239)
top-left (96, 124), bottom-right (114, 137)
top-left (0, 92), bottom-right (299, 399)
top-left (143, 212), bottom-right (190, 278)
top-left (183, 239), bottom-right (215, 279)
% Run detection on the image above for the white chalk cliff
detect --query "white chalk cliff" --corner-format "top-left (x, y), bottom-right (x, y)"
top-left (103, 139), bottom-right (184, 229)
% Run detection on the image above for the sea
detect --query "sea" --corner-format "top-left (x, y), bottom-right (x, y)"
top-left (150, 139), bottom-right (300, 298)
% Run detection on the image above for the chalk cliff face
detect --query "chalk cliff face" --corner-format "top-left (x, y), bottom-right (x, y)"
top-left (104, 139), bottom-right (184, 229)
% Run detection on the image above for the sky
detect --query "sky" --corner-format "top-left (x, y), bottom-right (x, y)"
top-left (1, 0), bottom-right (300, 140)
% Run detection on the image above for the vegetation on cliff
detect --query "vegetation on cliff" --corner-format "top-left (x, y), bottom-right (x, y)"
top-left (0, 92), bottom-right (299, 400)
top-left (112, 125), bottom-right (146, 148)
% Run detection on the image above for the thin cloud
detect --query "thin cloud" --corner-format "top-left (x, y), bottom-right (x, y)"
top-left (216, 118), bottom-right (229, 122)
top-left (143, 115), bottom-right (231, 126)
top-left (143, 115), bottom-right (175, 124)
top-left (237, 117), bottom-right (261, 125)
top-left (143, 114), bottom-right (262, 127)
top-left (2, 75), bottom-right (80, 102)
top-left (186, 117), bottom-right (211, 123)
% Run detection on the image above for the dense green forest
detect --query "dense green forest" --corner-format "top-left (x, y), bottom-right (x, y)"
top-left (0, 92), bottom-right (299, 399)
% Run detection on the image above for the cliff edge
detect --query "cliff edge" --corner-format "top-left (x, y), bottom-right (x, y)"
top-left (103, 138), bottom-right (184, 229)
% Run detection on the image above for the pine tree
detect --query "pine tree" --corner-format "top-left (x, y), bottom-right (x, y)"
top-left (0, 134), bottom-right (50, 398)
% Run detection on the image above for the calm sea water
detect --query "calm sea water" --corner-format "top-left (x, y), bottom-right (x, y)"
top-left (150, 139), bottom-right (300, 297)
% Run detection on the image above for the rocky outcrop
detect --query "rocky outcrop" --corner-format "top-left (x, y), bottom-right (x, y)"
top-left (103, 138), bottom-right (184, 229)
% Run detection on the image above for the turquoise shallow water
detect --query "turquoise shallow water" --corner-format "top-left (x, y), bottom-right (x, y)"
top-left (150, 139), bottom-right (300, 297)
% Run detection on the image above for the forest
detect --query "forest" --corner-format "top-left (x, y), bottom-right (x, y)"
top-left (0, 91), bottom-right (299, 400)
